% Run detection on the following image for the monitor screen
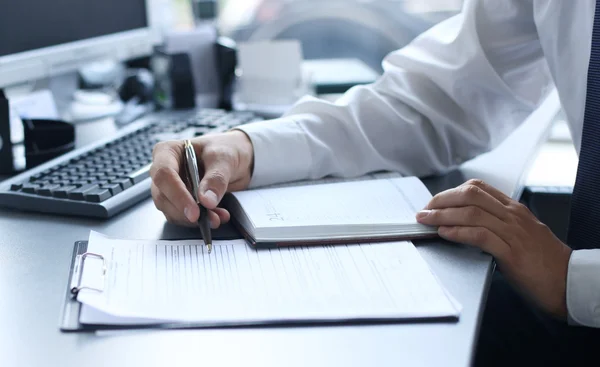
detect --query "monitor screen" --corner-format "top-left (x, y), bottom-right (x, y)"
top-left (0, 0), bottom-right (147, 57)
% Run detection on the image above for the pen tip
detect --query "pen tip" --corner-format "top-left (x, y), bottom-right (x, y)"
top-left (207, 242), bottom-right (213, 254)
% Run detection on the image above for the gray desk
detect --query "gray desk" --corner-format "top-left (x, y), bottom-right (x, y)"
top-left (0, 91), bottom-right (560, 367)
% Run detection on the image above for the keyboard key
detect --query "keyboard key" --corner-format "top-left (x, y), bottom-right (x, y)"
top-left (84, 189), bottom-right (112, 203)
top-left (68, 184), bottom-right (99, 200)
top-left (10, 183), bottom-right (23, 191)
top-left (47, 174), bottom-right (67, 183)
top-left (34, 180), bottom-right (51, 186)
top-left (52, 186), bottom-right (77, 199)
top-left (29, 173), bottom-right (44, 182)
top-left (127, 163), bottom-right (152, 184)
top-left (71, 180), bottom-right (91, 187)
top-left (36, 184), bottom-right (62, 196)
top-left (112, 178), bottom-right (133, 190)
top-left (57, 168), bottom-right (78, 176)
top-left (100, 184), bottom-right (123, 195)
top-left (22, 184), bottom-right (41, 194)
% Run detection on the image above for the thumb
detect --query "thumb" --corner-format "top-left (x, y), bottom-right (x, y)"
top-left (199, 163), bottom-right (232, 209)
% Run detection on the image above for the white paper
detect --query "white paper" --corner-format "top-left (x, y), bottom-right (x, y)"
top-left (236, 41), bottom-right (305, 106)
top-left (10, 89), bottom-right (59, 120)
top-left (77, 232), bottom-right (460, 326)
top-left (237, 40), bottom-right (303, 81)
top-left (228, 177), bottom-right (436, 240)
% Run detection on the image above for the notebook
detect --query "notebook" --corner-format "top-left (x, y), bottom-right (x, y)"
top-left (62, 231), bottom-right (460, 330)
top-left (223, 176), bottom-right (438, 248)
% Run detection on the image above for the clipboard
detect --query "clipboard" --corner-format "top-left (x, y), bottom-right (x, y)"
top-left (59, 241), bottom-right (273, 332)
top-left (60, 225), bottom-right (249, 332)
top-left (60, 241), bottom-right (97, 332)
top-left (60, 241), bottom-right (164, 333)
top-left (59, 240), bottom-right (458, 332)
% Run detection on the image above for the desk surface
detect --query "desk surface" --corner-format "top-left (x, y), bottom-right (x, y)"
top-left (0, 91), bottom-right (560, 367)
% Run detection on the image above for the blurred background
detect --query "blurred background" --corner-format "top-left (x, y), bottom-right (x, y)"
top-left (168, 0), bottom-right (464, 73)
top-left (162, 0), bottom-right (575, 187)
top-left (164, 0), bottom-right (575, 189)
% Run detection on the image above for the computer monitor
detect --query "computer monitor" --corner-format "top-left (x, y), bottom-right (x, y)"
top-left (0, 0), bottom-right (155, 89)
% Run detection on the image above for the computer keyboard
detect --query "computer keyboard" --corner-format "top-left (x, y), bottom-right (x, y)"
top-left (0, 109), bottom-right (262, 218)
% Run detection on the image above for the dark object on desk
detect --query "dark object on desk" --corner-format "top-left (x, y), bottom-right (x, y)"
top-left (23, 119), bottom-right (75, 169)
top-left (152, 49), bottom-right (196, 110)
top-left (0, 89), bottom-right (21, 174)
top-left (119, 69), bottom-right (155, 104)
top-left (1, 90), bottom-right (75, 174)
top-left (215, 37), bottom-right (238, 110)
top-left (153, 28), bottom-right (238, 111)
top-left (0, 109), bottom-right (262, 218)
top-left (114, 69), bottom-right (156, 125)
top-left (520, 185), bottom-right (573, 243)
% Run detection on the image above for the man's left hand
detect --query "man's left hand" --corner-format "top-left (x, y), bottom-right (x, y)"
top-left (416, 179), bottom-right (573, 319)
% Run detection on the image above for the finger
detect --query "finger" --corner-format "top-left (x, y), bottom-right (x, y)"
top-left (438, 226), bottom-right (511, 261)
top-left (151, 142), bottom-right (199, 222)
top-left (198, 147), bottom-right (234, 209)
top-left (425, 184), bottom-right (510, 221)
top-left (417, 207), bottom-right (514, 245)
top-left (152, 184), bottom-right (196, 227)
top-left (228, 178), bottom-right (252, 193)
top-left (213, 207), bottom-right (231, 224)
top-left (208, 210), bottom-right (221, 229)
top-left (461, 179), bottom-right (511, 205)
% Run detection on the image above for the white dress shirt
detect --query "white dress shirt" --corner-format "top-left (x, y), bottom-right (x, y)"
top-left (237, 0), bottom-right (600, 328)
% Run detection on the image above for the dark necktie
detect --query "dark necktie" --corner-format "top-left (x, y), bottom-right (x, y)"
top-left (567, 2), bottom-right (600, 250)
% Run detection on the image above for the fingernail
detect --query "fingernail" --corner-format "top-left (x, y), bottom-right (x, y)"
top-left (416, 210), bottom-right (432, 220)
top-left (203, 190), bottom-right (219, 207)
top-left (184, 206), bottom-right (195, 222)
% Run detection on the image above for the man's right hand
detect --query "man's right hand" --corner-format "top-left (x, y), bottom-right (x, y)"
top-left (150, 130), bottom-right (254, 228)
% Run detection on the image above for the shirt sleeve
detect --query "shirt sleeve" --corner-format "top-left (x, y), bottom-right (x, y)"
top-left (567, 250), bottom-right (600, 328)
top-left (237, 0), bottom-right (554, 188)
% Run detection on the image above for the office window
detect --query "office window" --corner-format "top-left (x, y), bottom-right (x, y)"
top-left (171, 0), bottom-right (464, 73)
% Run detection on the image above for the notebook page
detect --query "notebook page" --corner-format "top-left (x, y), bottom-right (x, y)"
top-left (231, 177), bottom-right (432, 229)
top-left (77, 231), bottom-right (459, 325)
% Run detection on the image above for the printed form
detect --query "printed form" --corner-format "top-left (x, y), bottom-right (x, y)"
top-left (77, 231), bottom-right (460, 326)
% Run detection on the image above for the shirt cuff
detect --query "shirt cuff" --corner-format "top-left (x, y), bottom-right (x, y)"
top-left (235, 115), bottom-right (313, 188)
top-left (566, 249), bottom-right (600, 328)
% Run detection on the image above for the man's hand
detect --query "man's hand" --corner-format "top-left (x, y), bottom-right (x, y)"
top-left (150, 130), bottom-right (254, 228)
top-left (416, 179), bottom-right (573, 319)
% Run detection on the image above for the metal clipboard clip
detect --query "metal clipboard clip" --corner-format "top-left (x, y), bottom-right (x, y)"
top-left (70, 252), bottom-right (107, 295)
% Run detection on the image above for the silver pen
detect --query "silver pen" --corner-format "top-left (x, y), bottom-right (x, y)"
top-left (184, 140), bottom-right (213, 254)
